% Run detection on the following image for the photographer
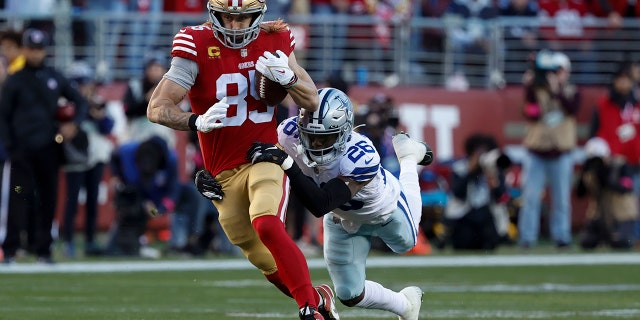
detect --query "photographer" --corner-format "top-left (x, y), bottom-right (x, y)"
top-left (576, 137), bottom-right (637, 249)
top-left (60, 61), bottom-right (115, 258)
top-left (121, 55), bottom-right (175, 147)
top-left (445, 133), bottom-right (511, 250)
top-left (519, 50), bottom-right (580, 249)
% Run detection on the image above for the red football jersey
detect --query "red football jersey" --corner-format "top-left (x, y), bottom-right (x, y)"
top-left (172, 22), bottom-right (295, 176)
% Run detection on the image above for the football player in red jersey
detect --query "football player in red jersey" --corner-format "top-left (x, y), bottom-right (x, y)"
top-left (147, 1), bottom-right (338, 319)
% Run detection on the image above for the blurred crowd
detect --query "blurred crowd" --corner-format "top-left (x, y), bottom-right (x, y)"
top-left (1, 0), bottom-right (640, 87)
top-left (1, 1), bottom-right (640, 265)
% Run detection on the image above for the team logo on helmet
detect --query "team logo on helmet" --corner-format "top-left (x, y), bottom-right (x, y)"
top-left (297, 88), bottom-right (354, 166)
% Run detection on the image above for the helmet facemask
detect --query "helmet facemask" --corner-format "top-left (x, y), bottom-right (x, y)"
top-left (207, 0), bottom-right (266, 49)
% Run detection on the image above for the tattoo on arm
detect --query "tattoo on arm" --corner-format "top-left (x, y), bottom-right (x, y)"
top-left (154, 98), bottom-right (192, 131)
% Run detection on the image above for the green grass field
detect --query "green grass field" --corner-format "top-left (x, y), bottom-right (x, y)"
top-left (1, 254), bottom-right (639, 320)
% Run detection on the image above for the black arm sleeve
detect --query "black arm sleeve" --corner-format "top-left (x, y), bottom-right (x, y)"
top-left (284, 162), bottom-right (353, 218)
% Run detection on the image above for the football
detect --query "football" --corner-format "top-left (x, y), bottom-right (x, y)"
top-left (254, 69), bottom-right (289, 106)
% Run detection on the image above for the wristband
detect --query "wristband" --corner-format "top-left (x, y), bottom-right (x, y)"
top-left (188, 114), bottom-right (198, 131)
top-left (281, 156), bottom-right (294, 170)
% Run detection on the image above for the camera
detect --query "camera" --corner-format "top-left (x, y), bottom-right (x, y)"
top-left (479, 149), bottom-right (512, 175)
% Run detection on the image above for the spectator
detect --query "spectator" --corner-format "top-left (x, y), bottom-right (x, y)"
top-left (0, 29), bottom-right (25, 75)
top-left (576, 137), bottom-right (637, 249)
top-left (419, 0), bottom-right (453, 53)
top-left (445, 133), bottom-right (511, 250)
top-left (83, 0), bottom-right (164, 79)
top-left (0, 29), bottom-right (88, 264)
top-left (309, 0), bottom-right (350, 75)
top-left (537, 0), bottom-right (597, 78)
top-left (518, 50), bottom-right (580, 249)
top-left (60, 60), bottom-right (115, 258)
top-left (263, 0), bottom-right (293, 20)
top-left (443, 0), bottom-right (499, 85)
top-left (121, 55), bottom-right (175, 147)
top-left (587, 0), bottom-right (629, 28)
top-left (500, 0), bottom-right (539, 52)
top-left (0, 28), bottom-right (24, 246)
top-left (107, 136), bottom-right (201, 257)
top-left (588, 61), bottom-right (640, 243)
top-left (356, 93), bottom-right (401, 176)
top-left (164, 0), bottom-right (205, 13)
top-left (146, 2), bottom-right (338, 318)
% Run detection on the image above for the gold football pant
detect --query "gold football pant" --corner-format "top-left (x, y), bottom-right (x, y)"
top-left (213, 162), bottom-right (289, 275)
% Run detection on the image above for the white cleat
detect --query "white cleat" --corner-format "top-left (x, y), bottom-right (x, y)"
top-left (392, 132), bottom-right (433, 166)
top-left (398, 286), bottom-right (423, 320)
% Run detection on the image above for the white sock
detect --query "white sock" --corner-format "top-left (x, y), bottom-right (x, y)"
top-left (399, 159), bottom-right (422, 229)
top-left (355, 280), bottom-right (407, 316)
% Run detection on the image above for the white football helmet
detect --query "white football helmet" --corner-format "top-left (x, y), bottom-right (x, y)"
top-left (297, 88), bottom-right (354, 166)
top-left (207, 0), bottom-right (267, 49)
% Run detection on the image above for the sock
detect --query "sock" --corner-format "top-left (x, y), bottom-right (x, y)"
top-left (253, 215), bottom-right (317, 309)
top-left (355, 280), bottom-right (407, 315)
top-left (265, 270), bottom-right (292, 298)
top-left (399, 159), bottom-right (422, 230)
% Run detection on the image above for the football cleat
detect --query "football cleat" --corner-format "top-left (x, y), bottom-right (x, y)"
top-left (392, 132), bottom-right (433, 166)
top-left (315, 284), bottom-right (340, 320)
top-left (299, 303), bottom-right (325, 320)
top-left (398, 286), bottom-right (424, 320)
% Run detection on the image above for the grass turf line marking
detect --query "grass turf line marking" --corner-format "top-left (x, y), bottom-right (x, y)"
top-left (1, 253), bottom-right (639, 274)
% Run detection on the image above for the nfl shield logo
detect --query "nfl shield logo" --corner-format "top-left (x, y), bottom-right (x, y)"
top-left (241, 49), bottom-right (248, 57)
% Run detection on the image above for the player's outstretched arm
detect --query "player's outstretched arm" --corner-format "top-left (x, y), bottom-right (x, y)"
top-left (247, 142), bottom-right (361, 217)
top-left (286, 52), bottom-right (319, 112)
top-left (147, 78), bottom-right (192, 131)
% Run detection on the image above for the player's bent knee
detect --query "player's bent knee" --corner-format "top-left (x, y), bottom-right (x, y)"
top-left (388, 237), bottom-right (416, 254)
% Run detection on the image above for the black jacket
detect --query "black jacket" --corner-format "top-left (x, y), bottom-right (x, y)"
top-left (0, 64), bottom-right (88, 154)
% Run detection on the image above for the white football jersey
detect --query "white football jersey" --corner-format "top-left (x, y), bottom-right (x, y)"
top-left (278, 116), bottom-right (401, 226)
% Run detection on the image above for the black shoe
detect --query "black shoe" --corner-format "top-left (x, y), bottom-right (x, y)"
top-left (85, 244), bottom-right (105, 257)
top-left (2, 255), bottom-right (15, 264)
top-left (299, 303), bottom-right (324, 320)
top-left (36, 256), bottom-right (56, 265)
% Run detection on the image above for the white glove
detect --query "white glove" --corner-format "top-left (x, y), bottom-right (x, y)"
top-left (255, 50), bottom-right (298, 88)
top-left (195, 97), bottom-right (229, 132)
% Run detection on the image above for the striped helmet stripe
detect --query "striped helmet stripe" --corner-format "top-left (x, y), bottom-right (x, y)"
top-left (316, 88), bottom-right (336, 125)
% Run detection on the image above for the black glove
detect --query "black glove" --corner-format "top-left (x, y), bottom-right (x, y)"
top-left (246, 142), bottom-right (293, 170)
top-left (194, 170), bottom-right (224, 201)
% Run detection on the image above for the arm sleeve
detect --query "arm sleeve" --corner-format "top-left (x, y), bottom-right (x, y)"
top-left (284, 162), bottom-right (353, 217)
top-left (163, 57), bottom-right (198, 91)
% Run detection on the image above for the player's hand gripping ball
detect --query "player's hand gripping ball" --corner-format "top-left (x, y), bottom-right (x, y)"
top-left (254, 51), bottom-right (292, 106)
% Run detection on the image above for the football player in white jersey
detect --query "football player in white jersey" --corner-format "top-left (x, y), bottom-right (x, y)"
top-left (246, 87), bottom-right (433, 320)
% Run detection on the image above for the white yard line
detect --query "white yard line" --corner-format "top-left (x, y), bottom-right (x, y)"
top-left (0, 253), bottom-right (639, 274)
